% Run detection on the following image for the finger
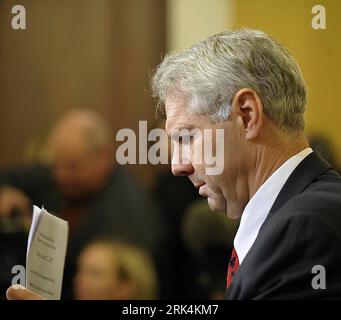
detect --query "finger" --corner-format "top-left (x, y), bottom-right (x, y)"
top-left (6, 285), bottom-right (44, 300)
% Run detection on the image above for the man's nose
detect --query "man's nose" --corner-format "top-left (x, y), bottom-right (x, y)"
top-left (171, 163), bottom-right (194, 176)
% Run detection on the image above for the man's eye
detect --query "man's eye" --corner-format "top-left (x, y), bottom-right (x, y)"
top-left (179, 136), bottom-right (192, 144)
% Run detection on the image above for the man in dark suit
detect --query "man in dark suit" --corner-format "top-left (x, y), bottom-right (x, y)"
top-left (225, 151), bottom-right (341, 299)
top-left (150, 28), bottom-right (341, 300)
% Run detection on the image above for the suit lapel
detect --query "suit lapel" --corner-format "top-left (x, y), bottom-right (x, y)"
top-left (225, 152), bottom-right (332, 299)
top-left (265, 152), bottom-right (331, 222)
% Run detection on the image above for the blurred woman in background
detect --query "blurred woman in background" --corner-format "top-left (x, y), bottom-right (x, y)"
top-left (73, 239), bottom-right (158, 300)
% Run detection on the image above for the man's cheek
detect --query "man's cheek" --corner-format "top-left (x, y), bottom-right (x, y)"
top-left (206, 176), bottom-right (224, 194)
top-left (171, 142), bottom-right (191, 165)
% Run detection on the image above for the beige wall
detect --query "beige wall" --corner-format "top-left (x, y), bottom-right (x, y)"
top-left (237, 0), bottom-right (341, 166)
top-left (0, 0), bottom-right (115, 167)
top-left (167, 0), bottom-right (236, 51)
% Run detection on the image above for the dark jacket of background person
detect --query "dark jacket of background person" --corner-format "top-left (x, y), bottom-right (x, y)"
top-left (225, 152), bottom-right (341, 299)
top-left (154, 172), bottom-right (200, 299)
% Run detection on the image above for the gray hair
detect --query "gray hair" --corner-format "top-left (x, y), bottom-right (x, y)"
top-left (151, 29), bottom-right (307, 131)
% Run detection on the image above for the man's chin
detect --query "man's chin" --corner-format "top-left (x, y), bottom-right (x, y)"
top-left (207, 197), bottom-right (226, 213)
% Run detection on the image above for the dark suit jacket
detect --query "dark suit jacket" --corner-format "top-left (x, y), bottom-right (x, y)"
top-left (225, 152), bottom-right (341, 299)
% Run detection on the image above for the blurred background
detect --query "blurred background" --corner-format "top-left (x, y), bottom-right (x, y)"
top-left (0, 0), bottom-right (340, 300)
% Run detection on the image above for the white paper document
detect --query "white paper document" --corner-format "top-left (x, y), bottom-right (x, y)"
top-left (26, 205), bottom-right (69, 300)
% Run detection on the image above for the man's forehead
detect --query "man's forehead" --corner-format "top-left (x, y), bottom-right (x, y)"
top-left (165, 93), bottom-right (188, 116)
top-left (165, 98), bottom-right (193, 134)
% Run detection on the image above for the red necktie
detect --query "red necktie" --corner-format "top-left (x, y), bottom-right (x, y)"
top-left (226, 247), bottom-right (240, 289)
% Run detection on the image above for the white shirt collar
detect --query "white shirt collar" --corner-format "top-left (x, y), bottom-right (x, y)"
top-left (234, 147), bottom-right (313, 264)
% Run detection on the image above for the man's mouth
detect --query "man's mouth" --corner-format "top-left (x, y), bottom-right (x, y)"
top-left (194, 182), bottom-right (205, 189)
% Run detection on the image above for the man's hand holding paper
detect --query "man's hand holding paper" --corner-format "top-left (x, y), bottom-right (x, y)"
top-left (7, 205), bottom-right (68, 300)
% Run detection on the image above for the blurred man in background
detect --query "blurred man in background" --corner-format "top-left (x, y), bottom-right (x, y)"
top-left (0, 109), bottom-right (164, 299)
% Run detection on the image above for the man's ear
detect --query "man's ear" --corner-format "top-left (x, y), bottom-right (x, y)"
top-left (232, 88), bottom-right (264, 140)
